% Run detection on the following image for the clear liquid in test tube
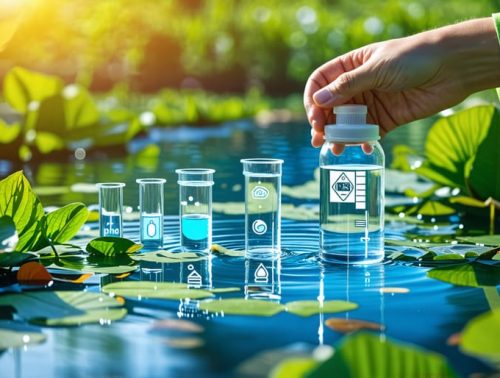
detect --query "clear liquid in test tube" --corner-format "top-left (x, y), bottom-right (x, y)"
top-left (136, 178), bottom-right (166, 249)
top-left (97, 182), bottom-right (125, 237)
top-left (176, 168), bottom-right (215, 254)
top-left (241, 158), bottom-right (283, 260)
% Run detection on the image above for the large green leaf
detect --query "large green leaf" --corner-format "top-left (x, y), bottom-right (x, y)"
top-left (63, 85), bottom-right (100, 129)
top-left (0, 171), bottom-right (44, 252)
top-left (0, 291), bottom-right (126, 326)
top-left (3, 67), bottom-right (63, 113)
top-left (102, 281), bottom-right (213, 300)
top-left (199, 299), bottom-right (284, 317)
top-left (0, 215), bottom-right (18, 252)
top-left (419, 105), bottom-right (500, 200)
top-left (427, 263), bottom-right (500, 287)
top-left (456, 235), bottom-right (500, 247)
top-left (42, 203), bottom-right (88, 244)
top-left (271, 358), bottom-right (318, 378)
top-left (307, 332), bottom-right (457, 378)
top-left (0, 252), bottom-right (37, 267)
top-left (86, 237), bottom-right (143, 256)
top-left (460, 310), bottom-right (500, 363)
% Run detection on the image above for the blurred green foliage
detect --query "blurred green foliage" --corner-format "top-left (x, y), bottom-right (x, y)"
top-left (1, 0), bottom-right (499, 93)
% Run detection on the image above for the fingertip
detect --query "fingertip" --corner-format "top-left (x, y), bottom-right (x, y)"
top-left (332, 144), bottom-right (345, 156)
top-left (311, 131), bottom-right (324, 147)
top-left (313, 88), bottom-right (335, 107)
top-left (362, 143), bottom-right (374, 155)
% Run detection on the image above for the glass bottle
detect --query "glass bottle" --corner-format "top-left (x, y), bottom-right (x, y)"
top-left (319, 105), bottom-right (385, 264)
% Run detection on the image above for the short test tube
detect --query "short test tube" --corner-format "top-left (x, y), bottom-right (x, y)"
top-left (241, 158), bottom-right (283, 259)
top-left (136, 178), bottom-right (166, 249)
top-left (97, 182), bottom-right (125, 238)
top-left (176, 168), bottom-right (215, 253)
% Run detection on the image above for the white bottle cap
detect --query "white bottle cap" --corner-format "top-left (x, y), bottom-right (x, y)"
top-left (324, 105), bottom-right (380, 142)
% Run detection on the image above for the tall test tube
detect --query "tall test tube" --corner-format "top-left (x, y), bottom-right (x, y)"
top-left (241, 158), bottom-right (283, 259)
top-left (176, 169), bottom-right (215, 254)
top-left (136, 178), bottom-right (166, 249)
top-left (97, 182), bottom-right (125, 237)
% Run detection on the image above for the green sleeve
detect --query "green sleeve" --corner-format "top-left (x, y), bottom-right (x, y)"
top-left (494, 13), bottom-right (500, 100)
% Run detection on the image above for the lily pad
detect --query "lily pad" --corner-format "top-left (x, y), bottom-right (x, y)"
top-left (0, 291), bottom-right (126, 326)
top-left (210, 287), bottom-right (240, 293)
top-left (456, 235), bottom-right (500, 247)
top-left (211, 244), bottom-right (245, 257)
top-left (199, 299), bottom-right (284, 317)
top-left (285, 300), bottom-right (358, 317)
top-left (427, 263), bottom-right (500, 287)
top-left (102, 281), bottom-right (213, 300)
top-left (460, 309), bottom-right (500, 363)
top-left (325, 318), bottom-right (383, 333)
top-left (131, 251), bottom-right (204, 263)
top-left (0, 322), bottom-right (46, 349)
top-left (308, 332), bottom-right (457, 378)
top-left (86, 237), bottom-right (143, 256)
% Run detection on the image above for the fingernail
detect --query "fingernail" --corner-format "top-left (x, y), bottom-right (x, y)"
top-left (313, 88), bottom-right (334, 105)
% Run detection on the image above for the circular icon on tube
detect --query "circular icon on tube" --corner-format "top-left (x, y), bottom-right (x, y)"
top-left (252, 219), bottom-right (267, 235)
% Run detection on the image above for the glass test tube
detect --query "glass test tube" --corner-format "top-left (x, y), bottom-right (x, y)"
top-left (97, 183), bottom-right (125, 237)
top-left (176, 168), bottom-right (215, 253)
top-left (136, 178), bottom-right (166, 249)
top-left (241, 158), bottom-right (283, 259)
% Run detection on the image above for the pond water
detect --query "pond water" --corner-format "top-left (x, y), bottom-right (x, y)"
top-left (0, 120), bottom-right (496, 377)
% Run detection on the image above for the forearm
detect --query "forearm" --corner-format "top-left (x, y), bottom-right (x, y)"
top-left (432, 18), bottom-right (500, 95)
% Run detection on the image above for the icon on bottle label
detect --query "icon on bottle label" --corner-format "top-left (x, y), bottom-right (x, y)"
top-left (142, 216), bottom-right (161, 240)
top-left (330, 171), bottom-right (366, 209)
top-left (251, 185), bottom-right (269, 199)
top-left (252, 219), bottom-right (267, 235)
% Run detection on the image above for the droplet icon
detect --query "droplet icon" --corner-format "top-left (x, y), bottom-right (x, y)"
top-left (254, 263), bottom-right (269, 283)
top-left (147, 220), bottom-right (156, 237)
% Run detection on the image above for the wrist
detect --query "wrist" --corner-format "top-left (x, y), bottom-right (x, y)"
top-left (435, 18), bottom-right (500, 94)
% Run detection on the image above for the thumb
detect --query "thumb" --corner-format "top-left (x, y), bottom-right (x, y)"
top-left (312, 65), bottom-right (375, 107)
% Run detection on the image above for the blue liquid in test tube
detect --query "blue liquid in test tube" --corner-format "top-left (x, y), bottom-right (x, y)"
top-left (176, 169), bottom-right (215, 254)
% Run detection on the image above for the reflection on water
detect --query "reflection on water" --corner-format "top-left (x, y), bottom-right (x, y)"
top-left (245, 257), bottom-right (281, 300)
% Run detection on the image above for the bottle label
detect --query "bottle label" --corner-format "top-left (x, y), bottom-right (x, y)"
top-left (330, 170), bottom-right (366, 210)
top-left (142, 216), bottom-right (161, 240)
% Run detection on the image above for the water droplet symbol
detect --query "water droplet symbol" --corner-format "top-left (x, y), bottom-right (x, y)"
top-left (147, 220), bottom-right (156, 237)
top-left (254, 263), bottom-right (269, 283)
top-left (252, 220), bottom-right (267, 235)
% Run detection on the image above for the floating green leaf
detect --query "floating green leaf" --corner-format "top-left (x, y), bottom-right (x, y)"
top-left (42, 203), bottom-right (89, 244)
top-left (308, 332), bottom-right (457, 378)
top-left (285, 300), bottom-right (358, 317)
top-left (427, 263), bottom-right (500, 287)
top-left (209, 287), bottom-right (240, 293)
top-left (460, 310), bottom-right (500, 363)
top-left (456, 235), bottom-right (500, 247)
top-left (199, 299), bottom-right (284, 317)
top-left (0, 291), bottom-right (126, 326)
top-left (3, 66), bottom-right (63, 113)
top-left (0, 171), bottom-right (44, 252)
top-left (102, 281), bottom-right (213, 300)
top-left (131, 251), bottom-right (204, 263)
top-left (86, 237), bottom-right (143, 256)
top-left (433, 254), bottom-right (465, 261)
top-left (0, 325), bottom-right (46, 349)
top-left (0, 216), bottom-right (18, 252)
top-left (211, 244), bottom-right (245, 257)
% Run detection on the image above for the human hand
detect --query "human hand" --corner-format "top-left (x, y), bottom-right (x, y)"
top-left (304, 18), bottom-right (500, 152)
